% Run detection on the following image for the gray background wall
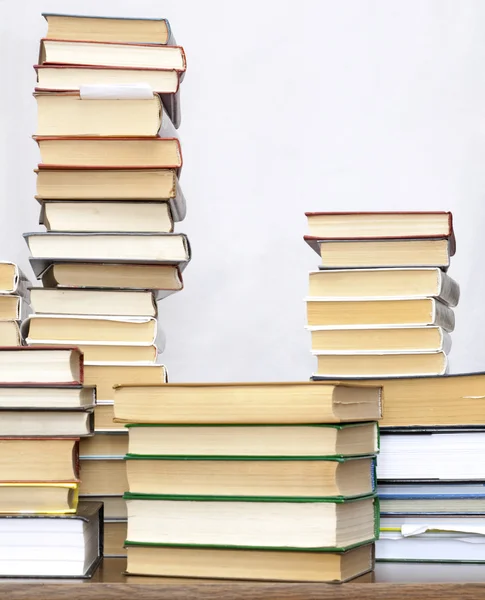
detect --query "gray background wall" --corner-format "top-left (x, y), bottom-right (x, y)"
top-left (2, 0), bottom-right (484, 381)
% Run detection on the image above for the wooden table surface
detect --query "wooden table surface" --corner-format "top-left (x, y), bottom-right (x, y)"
top-left (1, 558), bottom-right (485, 599)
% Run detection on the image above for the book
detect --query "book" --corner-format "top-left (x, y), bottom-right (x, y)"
top-left (0, 296), bottom-right (29, 320)
top-left (0, 322), bottom-right (22, 346)
top-left (79, 494), bottom-right (126, 519)
top-left (0, 347), bottom-right (83, 384)
top-left (125, 542), bottom-right (375, 582)
top-left (29, 288), bottom-right (158, 317)
top-left (0, 501), bottom-right (102, 577)
top-left (125, 455), bottom-right (377, 499)
top-left (312, 372), bottom-right (485, 428)
top-left (378, 431), bottom-right (485, 481)
top-left (0, 437), bottom-right (79, 481)
top-left (377, 514), bottom-right (485, 562)
top-left (305, 238), bottom-right (452, 269)
top-left (379, 482), bottom-right (485, 514)
top-left (36, 169), bottom-right (186, 219)
top-left (36, 65), bottom-right (180, 95)
top-left (126, 422), bottom-right (379, 457)
top-left (305, 211), bottom-right (454, 239)
top-left (39, 39), bottom-right (186, 71)
top-left (80, 432), bottom-right (128, 457)
top-left (41, 262), bottom-right (183, 294)
top-left (0, 409), bottom-right (94, 437)
top-left (0, 385), bottom-right (94, 409)
top-left (79, 458), bottom-right (128, 495)
top-left (42, 14), bottom-right (175, 44)
top-left (314, 352), bottom-right (448, 378)
top-left (35, 91), bottom-right (176, 137)
top-left (306, 298), bottom-right (454, 330)
top-left (113, 382), bottom-right (382, 424)
top-left (24, 232), bottom-right (191, 266)
top-left (0, 482), bottom-right (79, 514)
top-left (35, 136), bottom-right (182, 169)
top-left (308, 268), bottom-right (459, 306)
top-left (94, 401), bottom-right (124, 431)
top-left (85, 364), bottom-right (167, 402)
top-left (309, 326), bottom-right (451, 354)
top-left (0, 262), bottom-right (30, 295)
top-left (41, 201), bottom-right (175, 233)
top-left (69, 344), bottom-right (158, 364)
top-left (22, 315), bottom-right (160, 346)
top-left (104, 519), bottom-right (127, 557)
top-left (124, 494), bottom-right (378, 549)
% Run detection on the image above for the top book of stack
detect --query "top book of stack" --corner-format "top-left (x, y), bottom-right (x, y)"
top-left (304, 212), bottom-right (455, 270)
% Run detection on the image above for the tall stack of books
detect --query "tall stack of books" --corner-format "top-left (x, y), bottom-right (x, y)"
top-left (0, 262), bottom-right (31, 346)
top-left (22, 13), bottom-right (190, 558)
top-left (112, 381), bottom-right (382, 582)
top-left (0, 347), bottom-right (102, 577)
top-left (304, 212), bottom-right (459, 378)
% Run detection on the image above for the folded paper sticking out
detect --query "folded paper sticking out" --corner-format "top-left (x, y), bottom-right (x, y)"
top-left (79, 83), bottom-right (154, 100)
top-left (401, 524), bottom-right (485, 538)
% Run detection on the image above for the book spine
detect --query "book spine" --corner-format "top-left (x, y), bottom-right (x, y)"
top-left (438, 270), bottom-right (460, 307)
top-left (432, 300), bottom-right (455, 333)
top-left (441, 330), bottom-right (452, 354)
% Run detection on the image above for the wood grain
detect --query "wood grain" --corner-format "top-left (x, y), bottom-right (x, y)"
top-left (0, 559), bottom-right (485, 600)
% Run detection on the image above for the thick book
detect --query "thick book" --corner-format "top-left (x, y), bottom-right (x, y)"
top-left (79, 457), bottom-right (128, 495)
top-left (313, 351), bottom-right (448, 378)
top-left (24, 232), bottom-right (191, 274)
top-left (85, 364), bottom-right (168, 402)
top-left (125, 542), bottom-right (375, 582)
top-left (36, 169), bottom-right (186, 221)
top-left (0, 501), bottom-right (102, 578)
top-left (35, 136), bottom-right (182, 170)
top-left (0, 347), bottom-right (83, 385)
top-left (0, 296), bottom-right (30, 321)
top-left (379, 482), bottom-right (485, 515)
top-left (0, 482), bottom-right (79, 514)
top-left (80, 431), bottom-right (128, 458)
top-left (124, 494), bottom-right (378, 550)
top-left (305, 211), bottom-right (454, 240)
top-left (0, 322), bottom-right (22, 346)
top-left (126, 422), bottom-right (379, 457)
top-left (35, 91), bottom-right (176, 137)
top-left (309, 326), bottom-right (451, 354)
top-left (308, 268), bottom-right (460, 307)
top-left (311, 372), bottom-right (485, 428)
top-left (41, 261), bottom-right (183, 296)
top-left (0, 408), bottom-right (94, 437)
top-left (125, 455), bottom-right (377, 499)
top-left (0, 261), bottom-right (30, 295)
top-left (113, 382), bottom-right (382, 424)
top-left (0, 384), bottom-right (94, 409)
top-left (72, 344), bottom-right (158, 365)
top-left (378, 431), bottom-right (485, 481)
top-left (306, 238), bottom-right (453, 270)
top-left (29, 287), bottom-right (157, 317)
top-left (40, 201), bottom-right (175, 234)
top-left (42, 14), bottom-right (175, 44)
top-left (39, 38), bottom-right (186, 72)
top-left (306, 297), bottom-right (454, 331)
top-left (22, 314), bottom-right (160, 346)
top-left (0, 437), bottom-right (79, 482)
top-left (377, 514), bottom-right (485, 563)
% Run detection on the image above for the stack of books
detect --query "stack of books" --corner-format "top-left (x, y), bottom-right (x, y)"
top-left (304, 211), bottom-right (459, 378)
top-left (0, 262), bottom-right (31, 345)
top-left (0, 347), bottom-right (102, 577)
top-left (22, 13), bottom-right (190, 558)
top-left (112, 381), bottom-right (382, 582)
